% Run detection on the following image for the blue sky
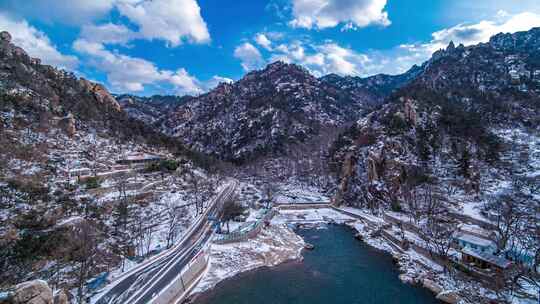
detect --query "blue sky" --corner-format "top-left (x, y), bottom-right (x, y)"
top-left (0, 0), bottom-right (539, 96)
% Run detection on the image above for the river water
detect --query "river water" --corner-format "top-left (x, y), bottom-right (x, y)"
top-left (195, 225), bottom-right (441, 304)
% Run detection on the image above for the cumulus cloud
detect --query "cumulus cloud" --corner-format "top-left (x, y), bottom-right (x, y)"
top-left (0, 13), bottom-right (78, 69)
top-left (269, 11), bottom-right (540, 77)
top-left (79, 23), bottom-right (137, 45)
top-left (270, 41), bottom-right (372, 76)
top-left (73, 39), bottom-right (203, 94)
top-left (0, 0), bottom-right (115, 25)
top-left (254, 33), bottom-right (273, 50)
top-left (116, 0), bottom-right (210, 46)
top-left (289, 0), bottom-right (390, 30)
top-left (234, 42), bottom-right (264, 71)
top-left (429, 11), bottom-right (540, 50)
top-left (396, 11), bottom-right (540, 70)
top-left (2, 0), bottom-right (211, 47)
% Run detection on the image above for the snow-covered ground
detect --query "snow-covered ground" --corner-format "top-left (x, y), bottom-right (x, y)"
top-left (274, 183), bottom-right (330, 204)
top-left (273, 208), bottom-right (352, 224)
top-left (191, 223), bottom-right (305, 296)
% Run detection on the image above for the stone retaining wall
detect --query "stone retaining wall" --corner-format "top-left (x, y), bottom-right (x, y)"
top-left (214, 209), bottom-right (276, 244)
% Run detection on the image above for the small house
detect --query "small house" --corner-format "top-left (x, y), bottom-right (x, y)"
top-left (66, 168), bottom-right (91, 178)
top-left (116, 153), bottom-right (163, 165)
top-left (504, 55), bottom-right (519, 64)
top-left (533, 70), bottom-right (540, 82)
top-left (509, 70), bottom-right (520, 84)
top-left (454, 232), bottom-right (497, 254)
top-left (461, 247), bottom-right (512, 271)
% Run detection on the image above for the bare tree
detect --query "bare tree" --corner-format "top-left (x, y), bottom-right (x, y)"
top-left (163, 196), bottom-right (188, 248)
top-left (70, 220), bottom-right (101, 304)
top-left (112, 198), bottom-right (132, 272)
top-left (133, 208), bottom-right (157, 256)
top-left (262, 182), bottom-right (278, 208)
top-left (185, 171), bottom-right (212, 215)
top-left (421, 219), bottom-right (456, 270)
top-left (219, 195), bottom-right (245, 233)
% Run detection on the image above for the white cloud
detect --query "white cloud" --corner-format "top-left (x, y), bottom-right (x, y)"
top-left (116, 0), bottom-right (210, 46)
top-left (79, 23), bottom-right (137, 45)
top-left (2, 0), bottom-right (211, 47)
top-left (203, 75), bottom-right (233, 90)
top-left (73, 39), bottom-right (202, 94)
top-left (0, 13), bottom-right (78, 69)
top-left (429, 12), bottom-right (540, 50)
top-left (272, 11), bottom-right (540, 78)
top-left (289, 0), bottom-right (390, 30)
top-left (166, 68), bottom-right (203, 94)
top-left (0, 0), bottom-right (115, 25)
top-left (254, 33), bottom-right (273, 50)
top-left (446, 1), bottom-right (540, 24)
top-left (234, 42), bottom-right (264, 71)
top-left (270, 41), bottom-right (372, 77)
top-left (396, 11), bottom-right (540, 70)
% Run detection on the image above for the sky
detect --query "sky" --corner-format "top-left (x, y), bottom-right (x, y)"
top-left (0, 0), bottom-right (539, 96)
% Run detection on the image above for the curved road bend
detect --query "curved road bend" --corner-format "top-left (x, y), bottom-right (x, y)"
top-left (95, 181), bottom-right (238, 304)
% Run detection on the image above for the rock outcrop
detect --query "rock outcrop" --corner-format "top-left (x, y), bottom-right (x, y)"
top-left (0, 31), bottom-right (12, 43)
top-left (422, 279), bottom-right (442, 295)
top-left (435, 290), bottom-right (460, 304)
top-left (58, 114), bottom-right (76, 137)
top-left (79, 78), bottom-right (121, 112)
top-left (12, 280), bottom-right (53, 304)
top-left (53, 290), bottom-right (68, 304)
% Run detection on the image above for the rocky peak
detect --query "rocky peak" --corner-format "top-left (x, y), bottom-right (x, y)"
top-left (79, 78), bottom-right (121, 112)
top-left (446, 40), bottom-right (455, 51)
top-left (0, 31), bottom-right (12, 43)
top-left (488, 27), bottom-right (540, 51)
top-left (320, 64), bottom-right (423, 102)
top-left (240, 60), bottom-right (317, 88)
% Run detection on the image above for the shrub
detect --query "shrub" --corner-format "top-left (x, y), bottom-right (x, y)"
top-left (160, 159), bottom-right (179, 171)
top-left (145, 159), bottom-right (180, 172)
top-left (390, 199), bottom-right (402, 212)
top-left (85, 176), bottom-right (101, 189)
top-left (7, 178), bottom-right (49, 202)
top-left (382, 113), bottom-right (410, 135)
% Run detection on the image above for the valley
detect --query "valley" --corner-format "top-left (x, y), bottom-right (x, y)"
top-left (0, 23), bottom-right (539, 304)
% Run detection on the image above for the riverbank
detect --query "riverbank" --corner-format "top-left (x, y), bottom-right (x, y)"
top-left (188, 207), bottom-right (444, 303)
top-left (193, 225), bottom-right (441, 304)
top-left (188, 223), bottom-right (305, 299)
top-left (188, 206), bottom-right (535, 304)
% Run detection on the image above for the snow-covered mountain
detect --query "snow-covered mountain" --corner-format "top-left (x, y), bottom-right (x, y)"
top-left (320, 64), bottom-right (423, 105)
top-left (155, 61), bottom-right (384, 162)
top-left (122, 61), bottom-right (418, 163)
top-left (330, 27), bottom-right (540, 213)
top-left (116, 94), bottom-right (192, 127)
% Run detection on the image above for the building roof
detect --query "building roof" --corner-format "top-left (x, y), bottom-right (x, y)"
top-left (119, 153), bottom-right (162, 161)
top-left (462, 247), bottom-right (512, 269)
top-left (68, 168), bottom-right (91, 172)
top-left (455, 232), bottom-right (495, 248)
top-left (458, 223), bottom-right (491, 238)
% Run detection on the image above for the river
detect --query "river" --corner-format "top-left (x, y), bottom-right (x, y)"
top-left (194, 225), bottom-right (440, 304)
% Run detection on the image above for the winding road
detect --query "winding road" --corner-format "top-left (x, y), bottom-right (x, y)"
top-left (94, 180), bottom-right (238, 304)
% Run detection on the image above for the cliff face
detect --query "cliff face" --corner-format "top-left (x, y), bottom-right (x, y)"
top-left (0, 30), bottom-right (192, 148)
top-left (0, 31), bottom-right (122, 121)
top-left (330, 28), bottom-right (540, 210)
